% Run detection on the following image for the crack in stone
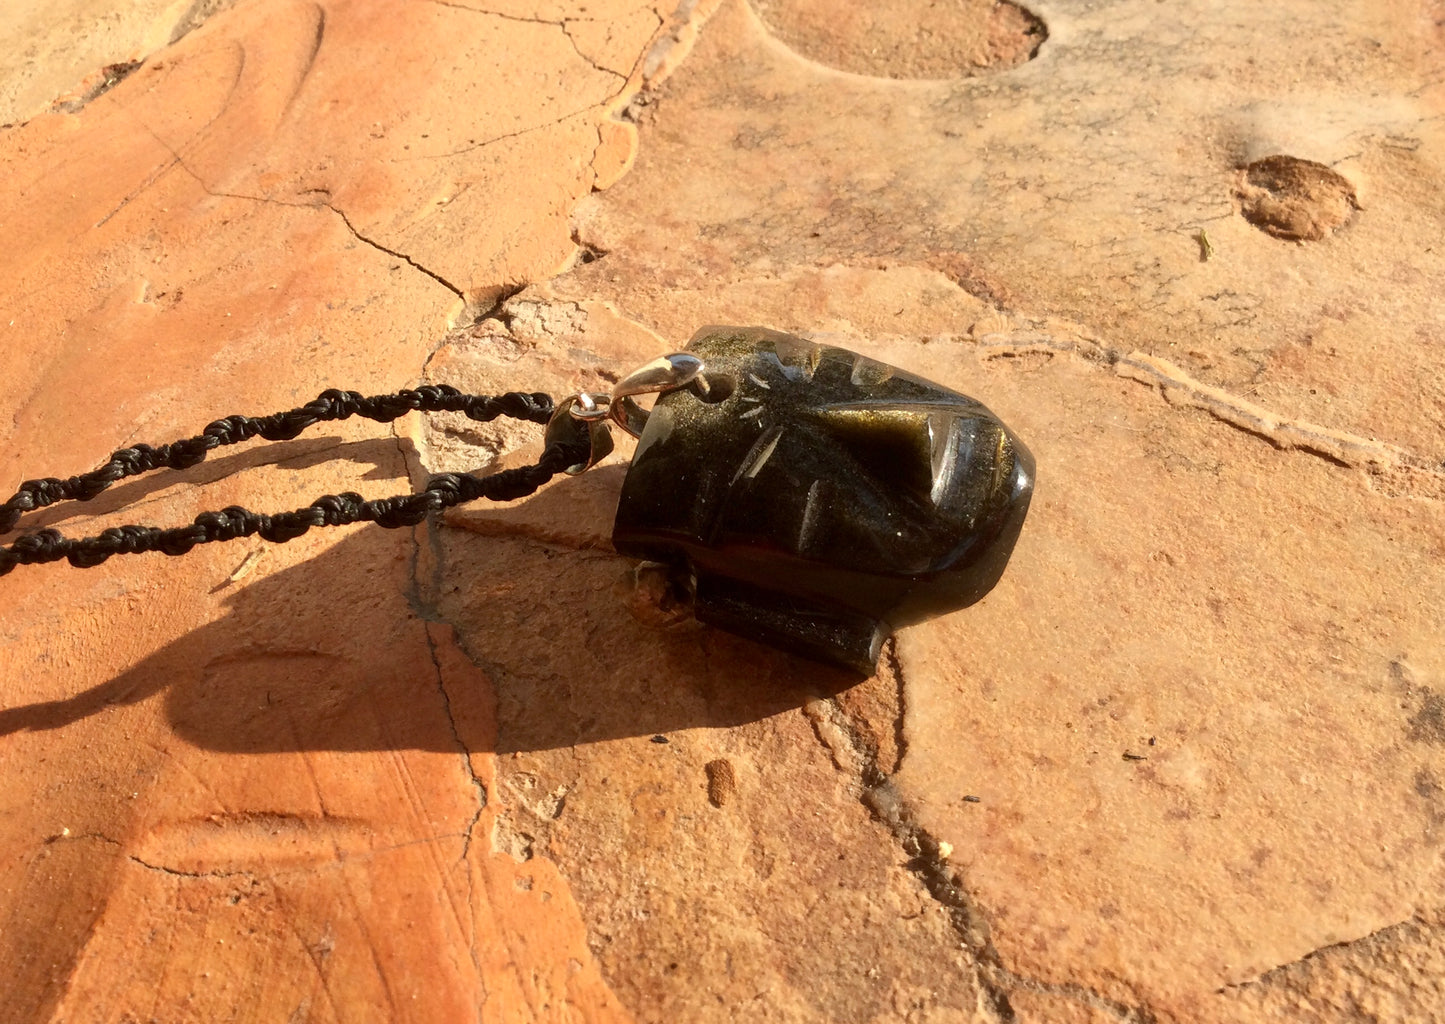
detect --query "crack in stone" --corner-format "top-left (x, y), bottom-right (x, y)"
top-left (423, 624), bottom-right (489, 864)
top-left (55, 827), bottom-right (473, 882)
top-left (390, 402), bottom-right (488, 987)
top-left (148, 136), bottom-right (467, 303)
top-left (560, 22), bottom-right (630, 85)
top-left (1214, 911), bottom-right (1432, 995)
top-left (883, 639), bottom-right (908, 775)
top-left (181, 179), bottom-right (472, 305)
top-left (54, 832), bottom-right (254, 880)
top-left (99, 98), bottom-right (242, 227)
top-left (129, 854), bottom-right (256, 880)
top-left (586, 122), bottom-right (609, 192)
top-left (324, 203), bottom-right (465, 300)
top-left (423, 0), bottom-right (631, 84)
top-left (804, 694), bottom-right (1161, 1024)
top-left (94, 150), bottom-right (184, 228)
top-left (1115, 349), bottom-right (1418, 471)
top-left (389, 106), bottom-right (609, 163)
top-left (412, 0), bottom-right (679, 205)
top-left (974, 325), bottom-right (1443, 492)
top-left (385, 415), bottom-right (489, 869)
top-left (417, 624), bottom-right (488, 989)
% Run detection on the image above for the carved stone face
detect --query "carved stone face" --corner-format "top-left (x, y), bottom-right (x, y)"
top-left (614, 326), bottom-right (1035, 674)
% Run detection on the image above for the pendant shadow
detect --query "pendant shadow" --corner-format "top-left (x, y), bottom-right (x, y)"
top-left (1, 466), bottom-right (859, 755)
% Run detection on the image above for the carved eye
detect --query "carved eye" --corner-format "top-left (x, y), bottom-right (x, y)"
top-left (819, 410), bottom-right (933, 500)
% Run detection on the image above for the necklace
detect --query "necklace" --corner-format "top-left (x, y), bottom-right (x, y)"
top-left (1, 326), bottom-right (1033, 674)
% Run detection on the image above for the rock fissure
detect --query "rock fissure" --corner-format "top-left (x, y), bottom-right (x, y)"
top-left (424, 624), bottom-right (489, 864)
top-left (431, 658), bottom-right (489, 990)
top-left (1215, 911), bottom-right (1435, 994)
top-left (884, 639), bottom-right (907, 776)
top-left (423, 0), bottom-right (633, 84)
top-left (389, 405), bottom-right (488, 993)
top-left (806, 695), bottom-right (1161, 1024)
top-left (392, 104), bottom-right (615, 163)
top-left (93, 150), bottom-right (184, 228)
top-left (324, 203), bottom-right (466, 301)
top-left (128, 852), bottom-right (257, 880)
top-left (153, 145), bottom-right (469, 303)
top-left (387, 416), bottom-right (489, 866)
top-left (53, 58), bottom-right (145, 116)
top-left (560, 22), bottom-right (631, 85)
top-left (976, 326), bottom-right (1442, 489)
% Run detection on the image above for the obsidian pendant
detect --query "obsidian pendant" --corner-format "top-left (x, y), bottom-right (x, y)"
top-left (612, 327), bottom-right (1034, 675)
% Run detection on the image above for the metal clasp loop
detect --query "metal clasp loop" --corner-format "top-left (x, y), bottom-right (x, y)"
top-left (544, 395), bottom-right (615, 474)
top-left (604, 352), bottom-right (704, 439)
top-left (546, 352), bottom-right (703, 475)
top-left (570, 390), bottom-right (611, 422)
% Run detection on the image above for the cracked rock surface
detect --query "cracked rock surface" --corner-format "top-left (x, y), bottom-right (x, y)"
top-left (2, 0), bottom-right (1444, 1022)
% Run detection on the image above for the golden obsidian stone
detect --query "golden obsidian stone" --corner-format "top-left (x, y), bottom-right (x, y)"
top-left (613, 327), bottom-right (1034, 674)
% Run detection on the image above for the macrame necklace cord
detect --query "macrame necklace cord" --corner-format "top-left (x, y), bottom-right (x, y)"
top-left (0, 329), bottom-right (1037, 675)
top-left (0, 385), bottom-right (588, 577)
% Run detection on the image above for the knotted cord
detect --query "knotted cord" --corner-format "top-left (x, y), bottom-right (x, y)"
top-left (0, 385), bottom-right (582, 576)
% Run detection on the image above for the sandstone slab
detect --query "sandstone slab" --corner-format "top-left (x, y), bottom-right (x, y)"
top-left (4, 0), bottom-right (1445, 1021)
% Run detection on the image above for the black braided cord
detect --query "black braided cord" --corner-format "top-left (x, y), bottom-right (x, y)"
top-left (0, 385), bottom-right (584, 577)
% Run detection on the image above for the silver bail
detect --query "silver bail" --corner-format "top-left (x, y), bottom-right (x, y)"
top-left (608, 352), bottom-right (704, 439)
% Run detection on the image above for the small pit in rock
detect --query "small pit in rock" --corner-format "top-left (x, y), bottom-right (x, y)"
top-left (750, 0), bottom-right (1046, 80)
top-left (1235, 155), bottom-right (1359, 241)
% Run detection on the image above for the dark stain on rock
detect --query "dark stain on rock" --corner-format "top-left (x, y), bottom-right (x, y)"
top-left (1414, 767), bottom-right (1445, 844)
top-left (1235, 155), bottom-right (1359, 241)
top-left (52, 60), bottom-right (144, 114)
top-left (1415, 768), bottom-right (1442, 800)
top-left (1408, 688), bottom-right (1445, 745)
top-left (928, 251), bottom-right (1014, 310)
top-left (169, 0), bottom-right (242, 45)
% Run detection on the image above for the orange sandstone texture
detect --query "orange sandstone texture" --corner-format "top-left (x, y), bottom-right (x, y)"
top-left (0, 0), bottom-right (700, 1021)
top-left (3, 1), bottom-right (1445, 1023)
top-left (533, 0), bottom-right (1445, 1019)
